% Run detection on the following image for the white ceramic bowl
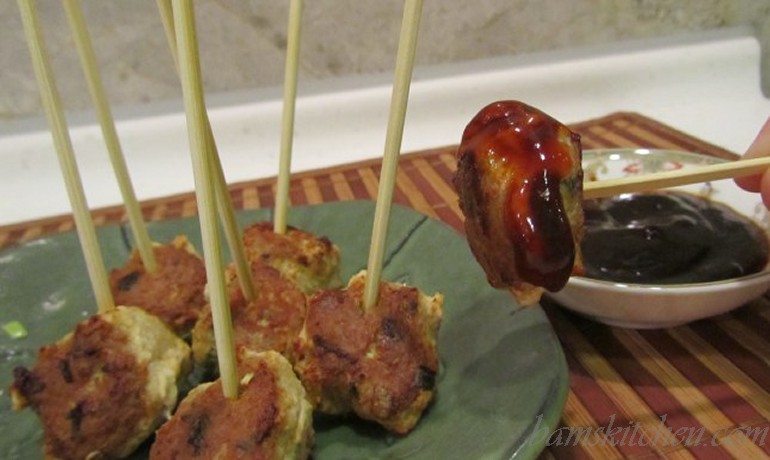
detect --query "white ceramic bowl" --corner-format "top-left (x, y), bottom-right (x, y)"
top-left (547, 148), bottom-right (770, 329)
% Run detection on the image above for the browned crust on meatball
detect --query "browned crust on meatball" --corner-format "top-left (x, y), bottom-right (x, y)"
top-left (10, 314), bottom-right (151, 459)
top-left (151, 361), bottom-right (280, 459)
top-left (192, 263), bottom-right (307, 369)
top-left (242, 222), bottom-right (341, 294)
top-left (150, 351), bottom-right (313, 460)
top-left (294, 271), bottom-right (442, 434)
top-left (110, 235), bottom-right (207, 335)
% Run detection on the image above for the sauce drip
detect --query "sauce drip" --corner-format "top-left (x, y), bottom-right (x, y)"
top-left (582, 191), bottom-right (770, 284)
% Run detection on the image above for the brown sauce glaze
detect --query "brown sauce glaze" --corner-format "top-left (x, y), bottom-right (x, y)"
top-left (455, 101), bottom-right (583, 294)
top-left (582, 191), bottom-right (770, 284)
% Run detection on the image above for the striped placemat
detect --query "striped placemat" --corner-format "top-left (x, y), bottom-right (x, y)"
top-left (2, 112), bottom-right (768, 459)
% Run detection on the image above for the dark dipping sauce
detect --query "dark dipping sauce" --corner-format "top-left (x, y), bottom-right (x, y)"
top-left (582, 191), bottom-right (770, 284)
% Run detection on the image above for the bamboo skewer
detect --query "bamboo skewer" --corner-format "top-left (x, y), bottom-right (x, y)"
top-left (62, 0), bottom-right (157, 273)
top-left (157, 0), bottom-right (256, 302)
top-left (273, 0), bottom-right (304, 234)
top-left (172, 0), bottom-right (238, 399)
top-left (363, 0), bottom-right (424, 310)
top-left (17, 0), bottom-right (114, 314)
top-left (583, 156), bottom-right (770, 199)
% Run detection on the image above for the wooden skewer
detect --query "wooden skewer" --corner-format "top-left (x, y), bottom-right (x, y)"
top-left (172, 0), bottom-right (238, 399)
top-left (17, 0), bottom-right (114, 313)
top-left (273, 0), bottom-right (304, 234)
top-left (157, 0), bottom-right (256, 302)
top-left (583, 156), bottom-right (770, 199)
top-left (62, 0), bottom-right (157, 273)
top-left (363, 0), bottom-right (424, 310)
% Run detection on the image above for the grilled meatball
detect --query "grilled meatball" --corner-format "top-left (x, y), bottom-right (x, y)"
top-left (191, 262), bottom-right (307, 371)
top-left (109, 235), bottom-right (207, 335)
top-left (242, 222), bottom-right (341, 295)
top-left (454, 100), bottom-right (584, 304)
top-left (293, 270), bottom-right (443, 434)
top-left (9, 306), bottom-right (191, 460)
top-left (150, 350), bottom-right (313, 460)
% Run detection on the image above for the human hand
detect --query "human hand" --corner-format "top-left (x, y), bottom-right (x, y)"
top-left (735, 117), bottom-right (770, 209)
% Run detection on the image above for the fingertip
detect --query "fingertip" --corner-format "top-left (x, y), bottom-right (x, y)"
top-left (735, 174), bottom-right (762, 192)
top-left (735, 116), bottom-right (770, 194)
top-left (762, 170), bottom-right (770, 209)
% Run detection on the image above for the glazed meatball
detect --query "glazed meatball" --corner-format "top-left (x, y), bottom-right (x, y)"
top-left (454, 100), bottom-right (584, 304)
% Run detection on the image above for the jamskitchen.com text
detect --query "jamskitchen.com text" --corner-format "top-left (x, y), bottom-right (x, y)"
top-left (526, 414), bottom-right (769, 448)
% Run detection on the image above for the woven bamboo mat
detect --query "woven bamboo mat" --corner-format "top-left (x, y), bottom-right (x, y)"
top-left (2, 112), bottom-right (769, 459)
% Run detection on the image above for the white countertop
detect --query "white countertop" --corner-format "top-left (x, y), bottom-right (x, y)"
top-left (1, 27), bottom-right (768, 226)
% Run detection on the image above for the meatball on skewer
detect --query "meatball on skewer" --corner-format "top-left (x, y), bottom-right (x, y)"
top-left (192, 261), bottom-right (307, 373)
top-left (9, 306), bottom-right (191, 460)
top-left (454, 100), bottom-right (585, 304)
top-left (192, 221), bottom-right (340, 370)
top-left (294, 270), bottom-right (443, 434)
top-left (150, 350), bottom-right (313, 460)
top-left (109, 235), bottom-right (207, 336)
top-left (242, 222), bottom-right (342, 295)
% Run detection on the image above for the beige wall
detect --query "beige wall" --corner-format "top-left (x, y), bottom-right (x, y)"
top-left (2, 0), bottom-right (769, 120)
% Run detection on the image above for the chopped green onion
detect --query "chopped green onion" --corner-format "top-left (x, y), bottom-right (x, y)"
top-left (2, 321), bottom-right (28, 339)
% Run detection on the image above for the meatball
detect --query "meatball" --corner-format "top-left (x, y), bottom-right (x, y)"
top-left (293, 270), bottom-right (443, 434)
top-left (9, 306), bottom-right (191, 460)
top-left (191, 262), bottom-right (307, 371)
top-left (109, 235), bottom-right (207, 335)
top-left (150, 350), bottom-right (314, 460)
top-left (454, 100), bottom-right (584, 304)
top-left (242, 222), bottom-right (342, 295)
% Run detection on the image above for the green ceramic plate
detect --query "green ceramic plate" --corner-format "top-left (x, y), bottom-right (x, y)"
top-left (0, 201), bottom-right (567, 459)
